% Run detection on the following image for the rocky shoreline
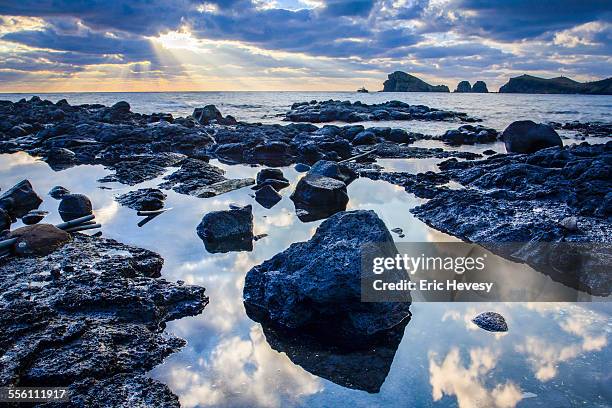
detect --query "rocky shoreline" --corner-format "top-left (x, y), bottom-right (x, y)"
top-left (1, 95), bottom-right (611, 405)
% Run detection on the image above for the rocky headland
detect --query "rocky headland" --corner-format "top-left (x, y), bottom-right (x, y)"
top-left (499, 74), bottom-right (612, 94)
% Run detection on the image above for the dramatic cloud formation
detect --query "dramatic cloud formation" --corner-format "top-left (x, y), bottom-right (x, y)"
top-left (0, 0), bottom-right (609, 91)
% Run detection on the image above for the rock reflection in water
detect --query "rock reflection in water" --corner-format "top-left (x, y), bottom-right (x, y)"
top-left (253, 313), bottom-right (411, 393)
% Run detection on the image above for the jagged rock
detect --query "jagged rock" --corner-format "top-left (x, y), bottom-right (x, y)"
top-left (441, 125), bottom-right (499, 145)
top-left (502, 120), bottom-right (562, 153)
top-left (290, 174), bottom-right (348, 222)
top-left (21, 209), bottom-right (48, 225)
top-left (255, 185), bottom-right (282, 209)
top-left (0, 180), bottom-right (43, 219)
top-left (472, 312), bottom-right (508, 332)
top-left (0, 234), bottom-right (208, 405)
top-left (255, 168), bottom-right (289, 191)
top-left (382, 71), bottom-right (450, 92)
top-left (196, 205), bottom-right (253, 253)
top-left (243, 210), bottom-right (411, 341)
top-left (472, 81), bottom-right (489, 93)
top-left (49, 185), bottom-right (70, 199)
top-left (10, 224), bottom-right (71, 256)
top-left (58, 193), bottom-right (93, 221)
top-left (455, 81), bottom-right (472, 93)
top-left (192, 105), bottom-right (237, 125)
top-left (116, 188), bottom-right (166, 211)
top-left (308, 160), bottom-right (357, 184)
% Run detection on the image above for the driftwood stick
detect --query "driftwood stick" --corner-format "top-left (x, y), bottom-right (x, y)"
top-left (56, 214), bottom-right (96, 230)
top-left (0, 238), bottom-right (17, 250)
top-left (137, 208), bottom-right (171, 216)
top-left (338, 147), bottom-right (378, 163)
top-left (65, 223), bottom-right (102, 233)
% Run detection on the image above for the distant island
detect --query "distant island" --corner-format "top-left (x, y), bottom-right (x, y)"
top-left (382, 71), bottom-right (449, 92)
top-left (454, 80), bottom-right (489, 93)
top-left (499, 74), bottom-right (612, 95)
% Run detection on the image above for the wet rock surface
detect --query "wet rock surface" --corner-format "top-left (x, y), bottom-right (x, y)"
top-left (196, 204), bottom-right (254, 253)
top-left (472, 312), bottom-right (508, 332)
top-left (439, 124), bottom-right (499, 145)
top-left (0, 234), bottom-right (208, 405)
top-left (58, 193), bottom-right (93, 222)
top-left (284, 99), bottom-right (478, 123)
top-left (49, 185), bottom-right (70, 199)
top-left (22, 209), bottom-right (49, 225)
top-left (0, 179), bottom-right (43, 219)
top-left (243, 210), bottom-right (411, 341)
top-left (551, 121), bottom-right (612, 138)
top-left (255, 185), bottom-right (282, 209)
top-left (116, 188), bottom-right (167, 211)
top-left (290, 173), bottom-right (349, 222)
top-left (10, 224), bottom-right (71, 257)
top-left (411, 142), bottom-right (612, 294)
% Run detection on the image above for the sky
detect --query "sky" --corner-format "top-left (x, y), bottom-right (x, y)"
top-left (0, 0), bottom-right (610, 92)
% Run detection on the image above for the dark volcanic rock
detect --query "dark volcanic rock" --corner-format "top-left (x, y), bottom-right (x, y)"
top-left (116, 188), bottom-right (167, 211)
top-left (382, 71), bottom-right (450, 92)
top-left (472, 81), bottom-right (489, 93)
top-left (196, 204), bottom-right (254, 253)
top-left (0, 179), bottom-right (43, 219)
top-left (49, 185), bottom-right (70, 199)
top-left (308, 160), bottom-right (357, 184)
top-left (454, 81), bottom-right (472, 93)
top-left (290, 174), bottom-right (348, 222)
top-left (411, 143), bottom-right (612, 295)
top-left (0, 234), bottom-right (208, 406)
top-left (441, 125), bottom-right (499, 145)
top-left (284, 99), bottom-right (477, 123)
top-left (58, 193), bottom-right (93, 221)
top-left (10, 224), bottom-right (71, 257)
top-left (159, 158), bottom-right (253, 198)
top-left (255, 185), bottom-right (282, 209)
top-left (361, 170), bottom-right (450, 199)
top-left (551, 121), bottom-right (612, 138)
top-left (502, 120), bottom-right (562, 153)
top-left (21, 209), bottom-right (48, 225)
top-left (472, 312), bottom-right (508, 332)
top-left (192, 105), bottom-right (237, 125)
top-left (243, 210), bottom-right (411, 341)
top-left (0, 208), bottom-right (10, 231)
top-left (99, 153), bottom-right (186, 185)
top-left (255, 168), bottom-right (289, 191)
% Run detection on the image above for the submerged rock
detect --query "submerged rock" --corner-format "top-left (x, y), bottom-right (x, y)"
top-left (196, 205), bottom-right (254, 253)
top-left (116, 188), bottom-right (166, 211)
top-left (502, 120), bottom-right (562, 153)
top-left (243, 210), bottom-right (411, 341)
top-left (10, 224), bottom-right (71, 257)
top-left (0, 180), bottom-right (43, 219)
top-left (0, 234), bottom-right (208, 405)
top-left (472, 312), bottom-right (508, 332)
top-left (58, 193), bottom-right (93, 221)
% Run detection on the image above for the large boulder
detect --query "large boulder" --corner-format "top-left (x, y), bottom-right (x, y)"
top-left (192, 105), bottom-right (237, 125)
top-left (196, 205), bottom-right (253, 253)
top-left (243, 210), bottom-right (411, 341)
top-left (290, 174), bottom-right (348, 221)
top-left (0, 180), bottom-right (43, 219)
top-left (58, 194), bottom-right (93, 221)
top-left (502, 120), bottom-right (563, 153)
top-left (10, 224), bottom-right (72, 257)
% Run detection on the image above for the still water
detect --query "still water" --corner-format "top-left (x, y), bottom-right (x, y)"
top-left (0, 92), bottom-right (610, 407)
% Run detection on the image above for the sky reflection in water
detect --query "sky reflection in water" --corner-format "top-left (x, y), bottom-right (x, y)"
top-left (1, 152), bottom-right (609, 408)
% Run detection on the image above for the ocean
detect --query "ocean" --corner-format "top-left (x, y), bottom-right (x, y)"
top-left (0, 91), bottom-right (610, 407)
